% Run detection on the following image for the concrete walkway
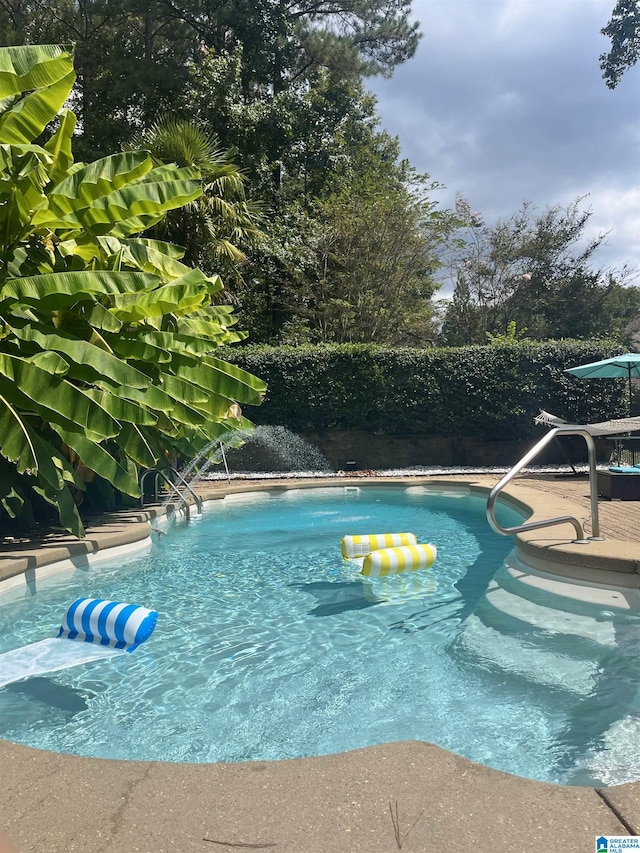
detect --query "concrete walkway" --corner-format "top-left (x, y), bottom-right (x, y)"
top-left (1, 474), bottom-right (640, 853)
top-left (516, 473), bottom-right (640, 543)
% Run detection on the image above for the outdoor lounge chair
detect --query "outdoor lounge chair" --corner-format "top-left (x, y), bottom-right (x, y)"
top-left (533, 410), bottom-right (640, 437)
top-left (535, 410), bottom-right (640, 500)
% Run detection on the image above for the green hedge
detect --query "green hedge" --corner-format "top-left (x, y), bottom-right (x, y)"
top-left (220, 341), bottom-right (628, 441)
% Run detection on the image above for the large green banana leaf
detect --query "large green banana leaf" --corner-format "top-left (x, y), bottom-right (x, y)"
top-left (0, 70), bottom-right (75, 144)
top-left (0, 377), bottom-right (108, 446)
top-left (43, 109), bottom-right (75, 184)
top-left (99, 238), bottom-right (222, 292)
top-left (127, 237), bottom-right (185, 260)
top-left (190, 356), bottom-right (266, 404)
top-left (0, 396), bottom-right (84, 502)
top-left (109, 275), bottom-right (211, 322)
top-left (0, 145), bottom-right (51, 217)
top-left (0, 356), bottom-right (119, 439)
top-left (0, 461), bottom-right (31, 520)
top-left (109, 382), bottom-right (210, 429)
top-left (93, 371), bottom-right (209, 431)
top-left (82, 388), bottom-right (158, 426)
top-left (25, 350), bottom-right (69, 376)
top-left (160, 374), bottom-right (210, 407)
top-left (11, 323), bottom-right (152, 388)
top-left (43, 151), bottom-right (153, 214)
top-left (0, 44), bottom-right (72, 99)
top-left (109, 237), bottom-right (194, 279)
top-left (1, 270), bottom-right (162, 306)
top-left (0, 395), bottom-right (56, 482)
top-left (178, 314), bottom-right (246, 345)
top-left (32, 480), bottom-right (84, 538)
top-left (38, 172), bottom-right (202, 235)
top-left (0, 42), bottom-right (266, 536)
top-left (118, 423), bottom-right (159, 468)
top-left (54, 425), bottom-right (141, 498)
top-left (171, 357), bottom-right (264, 412)
top-left (136, 331), bottom-right (218, 356)
top-left (82, 303), bottom-right (123, 333)
top-left (106, 335), bottom-right (173, 363)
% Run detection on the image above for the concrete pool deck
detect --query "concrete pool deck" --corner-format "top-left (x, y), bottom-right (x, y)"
top-left (1, 473), bottom-right (640, 852)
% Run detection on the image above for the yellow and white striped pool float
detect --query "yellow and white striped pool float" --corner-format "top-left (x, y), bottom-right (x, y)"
top-left (361, 543), bottom-right (438, 577)
top-left (341, 532), bottom-right (417, 560)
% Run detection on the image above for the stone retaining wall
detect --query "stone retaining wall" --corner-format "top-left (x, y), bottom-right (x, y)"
top-left (301, 430), bottom-right (614, 470)
top-left (215, 429), bottom-right (614, 472)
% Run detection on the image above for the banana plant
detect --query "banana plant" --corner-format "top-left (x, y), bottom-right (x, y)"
top-left (0, 44), bottom-right (265, 537)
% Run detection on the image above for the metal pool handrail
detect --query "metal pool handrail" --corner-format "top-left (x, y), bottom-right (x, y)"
top-left (486, 426), bottom-right (603, 544)
top-left (140, 467), bottom-right (203, 517)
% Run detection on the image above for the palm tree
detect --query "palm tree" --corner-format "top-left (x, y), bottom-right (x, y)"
top-left (129, 118), bottom-right (264, 292)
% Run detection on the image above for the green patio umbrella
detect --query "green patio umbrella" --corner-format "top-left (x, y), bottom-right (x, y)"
top-left (565, 353), bottom-right (640, 416)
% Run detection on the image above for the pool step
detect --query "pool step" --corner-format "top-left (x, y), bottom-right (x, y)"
top-left (458, 615), bottom-right (598, 695)
top-left (456, 556), bottom-right (633, 693)
top-left (499, 557), bottom-right (640, 612)
top-left (482, 583), bottom-right (616, 647)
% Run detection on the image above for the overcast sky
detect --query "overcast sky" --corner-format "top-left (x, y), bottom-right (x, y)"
top-left (369, 0), bottom-right (640, 296)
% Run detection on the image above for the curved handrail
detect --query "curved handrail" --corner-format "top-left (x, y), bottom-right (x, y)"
top-left (139, 467), bottom-right (202, 515)
top-left (140, 469), bottom-right (161, 505)
top-left (159, 468), bottom-right (203, 514)
top-left (486, 427), bottom-right (603, 544)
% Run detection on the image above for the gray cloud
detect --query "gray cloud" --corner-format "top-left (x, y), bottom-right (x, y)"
top-left (369, 0), bottom-right (640, 288)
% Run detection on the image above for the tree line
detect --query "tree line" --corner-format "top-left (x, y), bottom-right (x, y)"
top-left (0, 0), bottom-right (638, 351)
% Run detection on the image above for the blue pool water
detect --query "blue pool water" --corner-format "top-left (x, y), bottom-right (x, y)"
top-left (1, 485), bottom-right (639, 786)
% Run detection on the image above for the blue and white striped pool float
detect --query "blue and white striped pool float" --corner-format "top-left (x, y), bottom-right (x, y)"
top-left (57, 597), bottom-right (158, 652)
top-left (0, 598), bottom-right (159, 688)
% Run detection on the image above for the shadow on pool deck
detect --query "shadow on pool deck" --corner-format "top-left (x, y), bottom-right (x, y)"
top-left (1, 474), bottom-right (640, 853)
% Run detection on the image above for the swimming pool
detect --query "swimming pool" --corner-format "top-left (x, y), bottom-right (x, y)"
top-left (1, 484), bottom-right (639, 786)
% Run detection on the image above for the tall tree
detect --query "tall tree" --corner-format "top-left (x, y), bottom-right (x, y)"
top-left (0, 0), bottom-right (421, 156)
top-left (296, 187), bottom-right (445, 344)
top-left (600, 0), bottom-right (640, 88)
top-left (183, 49), bottom-right (402, 201)
top-left (0, 0), bottom-right (195, 157)
top-left (237, 138), bottom-right (459, 345)
top-left (440, 197), bottom-right (638, 345)
top-left (181, 56), bottom-right (450, 342)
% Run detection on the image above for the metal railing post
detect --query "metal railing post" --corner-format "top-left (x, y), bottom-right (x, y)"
top-left (139, 467), bottom-right (202, 515)
top-left (486, 427), bottom-right (603, 543)
top-left (219, 442), bottom-right (231, 483)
